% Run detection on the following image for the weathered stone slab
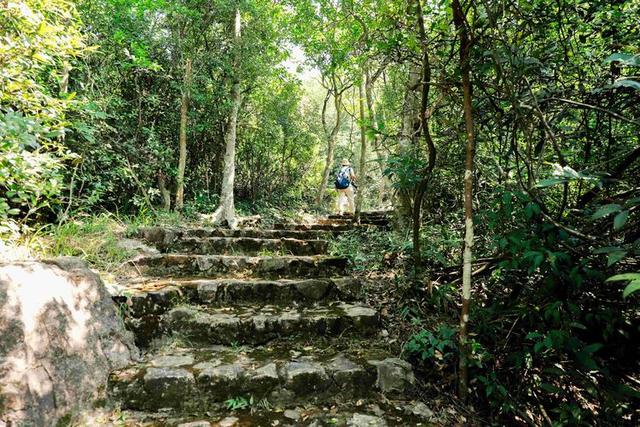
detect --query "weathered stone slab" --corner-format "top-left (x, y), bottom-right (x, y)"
top-left (0, 259), bottom-right (138, 426)
top-left (137, 226), bottom-right (331, 245)
top-left (132, 254), bottom-right (348, 279)
top-left (166, 237), bottom-right (329, 256)
top-left (143, 367), bottom-right (195, 410)
top-left (367, 358), bottom-right (415, 394)
top-left (159, 303), bottom-right (378, 345)
top-left (283, 361), bottom-right (330, 394)
top-left (108, 345), bottom-right (402, 413)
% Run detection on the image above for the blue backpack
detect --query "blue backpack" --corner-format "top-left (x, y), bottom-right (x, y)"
top-left (334, 167), bottom-right (351, 189)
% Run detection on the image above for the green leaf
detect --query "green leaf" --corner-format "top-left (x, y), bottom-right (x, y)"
top-left (607, 251), bottom-right (627, 267)
top-left (606, 273), bottom-right (640, 282)
top-left (592, 204), bottom-right (622, 219)
top-left (540, 383), bottom-right (562, 394)
top-left (613, 210), bottom-right (629, 230)
top-left (622, 280), bottom-right (640, 298)
top-left (582, 343), bottom-right (603, 354)
top-left (613, 79), bottom-right (640, 90)
top-left (604, 53), bottom-right (640, 67)
top-left (536, 178), bottom-right (566, 188)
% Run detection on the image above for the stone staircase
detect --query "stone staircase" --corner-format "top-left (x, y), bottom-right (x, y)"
top-left (108, 212), bottom-right (428, 426)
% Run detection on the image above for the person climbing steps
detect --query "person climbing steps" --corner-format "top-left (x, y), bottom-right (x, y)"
top-left (335, 158), bottom-right (356, 215)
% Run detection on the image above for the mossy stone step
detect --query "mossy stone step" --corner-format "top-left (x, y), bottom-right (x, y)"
top-left (109, 344), bottom-right (413, 413)
top-left (127, 302), bottom-right (378, 346)
top-left (272, 223), bottom-right (356, 232)
top-left (131, 254), bottom-right (348, 279)
top-left (161, 236), bottom-right (329, 256)
top-left (137, 227), bottom-right (332, 249)
top-left (114, 277), bottom-right (362, 317)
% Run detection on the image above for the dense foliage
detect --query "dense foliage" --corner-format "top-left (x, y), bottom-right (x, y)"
top-left (1, 0), bottom-right (639, 424)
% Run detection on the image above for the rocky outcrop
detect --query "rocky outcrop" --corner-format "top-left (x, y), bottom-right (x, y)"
top-left (0, 258), bottom-right (138, 426)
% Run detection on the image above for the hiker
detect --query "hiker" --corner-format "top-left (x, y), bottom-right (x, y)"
top-left (334, 158), bottom-right (356, 215)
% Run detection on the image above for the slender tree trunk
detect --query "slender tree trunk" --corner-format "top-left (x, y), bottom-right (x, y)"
top-left (212, 8), bottom-right (242, 228)
top-left (355, 75), bottom-right (367, 221)
top-left (413, 0), bottom-right (436, 271)
top-left (365, 70), bottom-right (389, 206)
top-left (175, 57), bottom-right (192, 211)
top-left (453, 0), bottom-right (475, 402)
top-left (316, 82), bottom-right (343, 207)
top-left (158, 172), bottom-right (171, 210)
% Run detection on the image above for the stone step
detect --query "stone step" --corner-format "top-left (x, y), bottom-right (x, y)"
top-left (161, 236), bottom-right (329, 256)
top-left (131, 254), bottom-right (348, 279)
top-left (137, 226), bottom-right (332, 249)
top-left (272, 223), bottom-right (356, 232)
top-left (108, 343), bottom-right (415, 414)
top-left (126, 302), bottom-right (378, 347)
top-left (328, 211), bottom-right (392, 219)
top-left (115, 402), bottom-right (435, 427)
top-left (114, 277), bottom-right (362, 317)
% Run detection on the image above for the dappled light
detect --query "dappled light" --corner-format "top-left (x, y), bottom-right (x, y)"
top-left (1, 0), bottom-right (639, 425)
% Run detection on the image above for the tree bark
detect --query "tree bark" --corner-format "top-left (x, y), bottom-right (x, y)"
top-left (316, 77), bottom-right (343, 207)
top-left (355, 75), bottom-right (367, 221)
top-left (413, 0), bottom-right (437, 271)
top-left (365, 68), bottom-right (389, 206)
top-left (212, 8), bottom-right (242, 228)
top-left (175, 57), bottom-right (192, 211)
top-left (158, 172), bottom-right (171, 210)
top-left (453, 0), bottom-right (475, 403)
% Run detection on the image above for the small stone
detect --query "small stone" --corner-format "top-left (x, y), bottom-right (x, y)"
top-left (380, 329), bottom-right (389, 337)
top-left (368, 358), bottom-right (415, 394)
top-left (370, 404), bottom-right (384, 416)
top-left (408, 402), bottom-right (435, 420)
top-left (116, 238), bottom-right (159, 255)
top-left (348, 413), bottom-right (387, 427)
top-left (284, 409), bottom-right (301, 421)
top-left (218, 416), bottom-right (240, 427)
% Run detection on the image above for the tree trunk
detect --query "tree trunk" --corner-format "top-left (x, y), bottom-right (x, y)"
top-left (316, 80), bottom-right (343, 207)
top-left (365, 69), bottom-right (389, 206)
top-left (175, 57), bottom-right (192, 211)
top-left (355, 75), bottom-right (367, 221)
top-left (413, 0), bottom-right (436, 271)
top-left (212, 8), bottom-right (242, 228)
top-left (453, 0), bottom-right (475, 403)
top-left (158, 172), bottom-right (171, 210)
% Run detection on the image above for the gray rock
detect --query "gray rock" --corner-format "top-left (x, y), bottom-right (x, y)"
top-left (295, 279), bottom-right (330, 300)
top-left (284, 408), bottom-right (302, 421)
top-left (0, 259), bottom-right (138, 426)
top-left (284, 361), bottom-right (329, 394)
top-left (326, 355), bottom-right (371, 390)
top-left (199, 363), bottom-right (244, 382)
top-left (218, 416), bottom-right (240, 427)
top-left (370, 404), bottom-right (385, 416)
top-left (348, 413), bottom-right (388, 427)
top-left (368, 358), bottom-right (415, 394)
top-left (143, 367), bottom-right (195, 409)
top-left (115, 238), bottom-right (159, 256)
top-left (332, 277), bottom-right (362, 298)
top-left (42, 256), bottom-right (89, 270)
top-left (407, 402), bottom-right (435, 420)
top-left (150, 354), bottom-right (194, 367)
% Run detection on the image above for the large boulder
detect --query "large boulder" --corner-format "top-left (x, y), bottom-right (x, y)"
top-left (0, 257), bottom-right (139, 426)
